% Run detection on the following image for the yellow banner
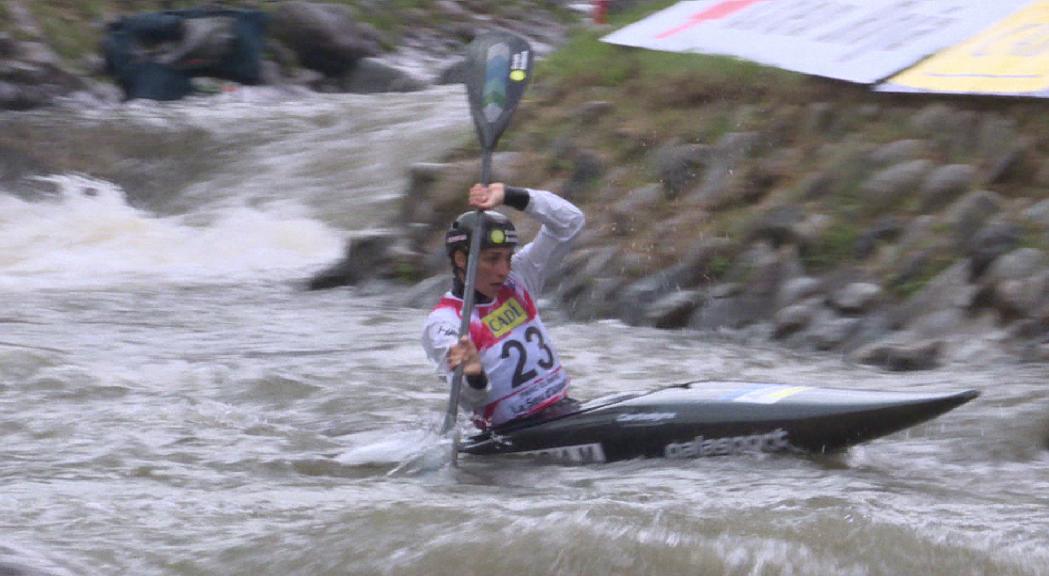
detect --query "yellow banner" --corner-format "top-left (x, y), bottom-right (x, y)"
top-left (887, 1), bottom-right (1049, 95)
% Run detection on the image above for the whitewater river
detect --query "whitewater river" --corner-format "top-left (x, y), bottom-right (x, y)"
top-left (1, 86), bottom-right (1047, 576)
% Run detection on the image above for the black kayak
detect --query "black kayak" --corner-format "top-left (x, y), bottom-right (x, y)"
top-left (460, 381), bottom-right (979, 463)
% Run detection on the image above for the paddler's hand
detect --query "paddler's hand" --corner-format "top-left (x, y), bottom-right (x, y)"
top-left (448, 335), bottom-right (483, 376)
top-left (469, 182), bottom-right (505, 210)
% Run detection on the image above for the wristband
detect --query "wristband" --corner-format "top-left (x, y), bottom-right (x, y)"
top-left (466, 372), bottom-right (488, 390)
top-left (504, 186), bottom-right (531, 211)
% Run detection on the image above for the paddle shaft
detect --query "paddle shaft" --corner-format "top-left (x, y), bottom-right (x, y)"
top-left (440, 31), bottom-right (532, 466)
top-left (440, 151), bottom-right (493, 463)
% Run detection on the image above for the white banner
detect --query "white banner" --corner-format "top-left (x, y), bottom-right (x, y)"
top-left (602, 0), bottom-right (1032, 84)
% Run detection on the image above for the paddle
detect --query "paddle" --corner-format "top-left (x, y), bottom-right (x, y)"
top-left (440, 31), bottom-right (534, 465)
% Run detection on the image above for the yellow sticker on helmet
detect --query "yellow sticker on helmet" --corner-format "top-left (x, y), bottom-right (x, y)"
top-left (490, 229), bottom-right (506, 244)
top-left (509, 70), bottom-right (526, 82)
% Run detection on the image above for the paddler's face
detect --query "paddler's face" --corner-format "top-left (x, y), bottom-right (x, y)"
top-left (455, 247), bottom-right (513, 299)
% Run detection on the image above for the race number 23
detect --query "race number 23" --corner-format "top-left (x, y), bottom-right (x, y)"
top-left (500, 327), bottom-right (554, 388)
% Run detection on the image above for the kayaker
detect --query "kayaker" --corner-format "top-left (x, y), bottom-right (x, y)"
top-left (422, 182), bottom-right (585, 430)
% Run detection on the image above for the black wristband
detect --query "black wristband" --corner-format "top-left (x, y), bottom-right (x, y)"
top-left (504, 186), bottom-right (531, 211)
top-left (466, 372), bottom-right (488, 390)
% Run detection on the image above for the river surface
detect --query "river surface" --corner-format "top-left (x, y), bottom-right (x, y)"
top-left (1, 86), bottom-right (1048, 576)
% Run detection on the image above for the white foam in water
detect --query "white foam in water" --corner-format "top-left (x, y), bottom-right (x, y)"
top-left (335, 428), bottom-right (451, 473)
top-left (0, 174), bottom-right (346, 289)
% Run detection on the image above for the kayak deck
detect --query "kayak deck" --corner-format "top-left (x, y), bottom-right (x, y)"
top-left (460, 381), bottom-right (979, 463)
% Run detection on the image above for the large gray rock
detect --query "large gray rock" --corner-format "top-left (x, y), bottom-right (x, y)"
top-left (869, 139), bottom-right (927, 167)
top-left (773, 298), bottom-right (822, 339)
top-left (860, 159), bottom-right (935, 211)
top-left (617, 269), bottom-right (687, 326)
top-left (307, 230), bottom-right (410, 290)
top-left (806, 315), bottom-right (862, 351)
top-left (967, 221), bottom-right (1021, 279)
top-left (651, 142), bottom-right (708, 197)
top-left (851, 333), bottom-right (943, 371)
top-left (610, 183), bottom-right (663, 236)
top-left (983, 247), bottom-right (1044, 285)
top-left (340, 58), bottom-right (426, 93)
top-left (777, 276), bottom-right (823, 308)
top-left (690, 132), bottom-right (761, 209)
top-left (829, 282), bottom-right (883, 315)
top-left (271, 1), bottom-right (383, 76)
top-left (746, 205), bottom-right (806, 247)
top-left (992, 272), bottom-right (1049, 320)
top-left (943, 190), bottom-right (1003, 250)
top-left (1022, 198), bottom-right (1049, 229)
top-left (645, 290), bottom-right (705, 329)
top-left (920, 164), bottom-right (975, 212)
top-left (854, 215), bottom-right (904, 259)
top-left (890, 261), bottom-right (976, 330)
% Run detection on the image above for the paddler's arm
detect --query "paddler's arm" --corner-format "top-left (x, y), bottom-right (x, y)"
top-left (421, 320), bottom-right (488, 406)
top-left (507, 186), bottom-right (585, 295)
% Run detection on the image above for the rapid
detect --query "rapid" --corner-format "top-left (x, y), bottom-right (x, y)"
top-left (1, 86), bottom-right (1047, 576)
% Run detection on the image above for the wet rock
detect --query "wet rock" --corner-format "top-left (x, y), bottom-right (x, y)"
top-left (435, 58), bottom-right (466, 84)
top-left (610, 183), bottom-right (662, 236)
top-left (829, 282), bottom-right (883, 315)
top-left (977, 114), bottom-right (1019, 159)
top-left (564, 149), bottom-right (605, 199)
top-left (689, 291), bottom-right (754, 331)
top-left (746, 205), bottom-right (806, 247)
top-left (851, 334), bottom-right (943, 371)
top-left (645, 290), bottom-right (705, 329)
top-left (908, 308), bottom-right (969, 340)
top-left (806, 316), bottom-right (861, 351)
top-left (910, 103), bottom-right (956, 137)
top-left (688, 244), bottom-right (800, 331)
top-left (983, 247), bottom-right (1045, 286)
top-left (617, 269), bottom-right (687, 326)
top-left (773, 298), bottom-right (821, 339)
top-left (674, 236), bottom-right (737, 288)
top-left (558, 275), bottom-right (622, 321)
top-left (944, 190), bottom-right (1003, 250)
top-left (891, 262), bottom-right (976, 330)
top-left (690, 132), bottom-right (761, 209)
top-left (983, 250), bottom-right (1049, 319)
top-left (804, 102), bottom-right (834, 134)
top-left (855, 215), bottom-right (903, 259)
top-left (920, 164), bottom-right (975, 212)
top-left (993, 273), bottom-right (1049, 321)
top-left (968, 221), bottom-right (1021, 280)
top-left (985, 142), bottom-right (1030, 185)
top-left (573, 100), bottom-right (615, 124)
top-left (651, 142), bottom-right (708, 198)
top-left (340, 58), bottom-right (426, 93)
top-left (307, 231), bottom-right (405, 290)
top-left (860, 159), bottom-right (935, 211)
top-left (798, 171), bottom-right (833, 200)
top-left (777, 276), bottom-right (822, 308)
top-left (868, 139), bottom-right (927, 167)
top-left (1022, 198), bottom-right (1049, 230)
top-left (271, 1), bottom-right (383, 77)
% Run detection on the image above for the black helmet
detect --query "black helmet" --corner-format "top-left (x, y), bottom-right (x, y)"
top-left (445, 210), bottom-right (518, 259)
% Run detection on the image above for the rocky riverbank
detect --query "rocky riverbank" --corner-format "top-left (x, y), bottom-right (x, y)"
top-left (309, 41), bottom-right (1049, 370)
top-left (0, 0), bottom-right (577, 109)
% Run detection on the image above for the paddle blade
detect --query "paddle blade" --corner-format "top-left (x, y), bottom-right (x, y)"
top-left (464, 31), bottom-right (533, 152)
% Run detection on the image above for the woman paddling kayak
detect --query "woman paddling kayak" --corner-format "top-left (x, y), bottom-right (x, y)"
top-left (422, 182), bottom-right (585, 430)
